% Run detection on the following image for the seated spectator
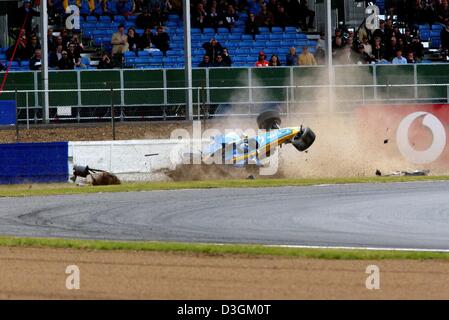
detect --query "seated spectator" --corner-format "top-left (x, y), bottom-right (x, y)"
top-left (152, 26), bottom-right (170, 55)
top-left (60, 28), bottom-right (72, 49)
top-left (13, 0), bottom-right (40, 36)
top-left (437, 0), bottom-right (449, 25)
top-left (298, 46), bottom-right (317, 65)
top-left (6, 30), bottom-right (28, 62)
top-left (354, 44), bottom-right (371, 64)
top-left (139, 27), bottom-right (154, 49)
top-left (372, 20), bottom-right (387, 44)
top-left (136, 7), bottom-right (154, 30)
top-left (191, 2), bottom-right (208, 31)
top-left (69, 34), bottom-right (84, 56)
top-left (406, 51), bottom-right (416, 63)
top-left (151, 4), bottom-right (168, 27)
top-left (111, 24), bottom-right (129, 62)
top-left (58, 50), bottom-right (75, 69)
top-left (221, 48), bottom-right (232, 66)
top-left (207, 5), bottom-right (223, 33)
top-left (26, 34), bottom-right (41, 60)
top-left (361, 37), bottom-right (372, 57)
top-left (117, 0), bottom-right (133, 17)
top-left (67, 43), bottom-right (81, 67)
top-left (392, 49), bottom-right (407, 64)
top-left (337, 46), bottom-right (356, 65)
top-left (98, 52), bottom-right (114, 69)
top-left (298, 0), bottom-right (315, 31)
top-left (256, 4), bottom-right (274, 32)
top-left (48, 28), bottom-right (56, 52)
top-left (269, 54), bottom-right (282, 66)
top-left (29, 49), bottom-right (42, 70)
top-left (198, 55), bottom-right (212, 67)
top-left (127, 28), bottom-right (140, 53)
top-left (223, 4), bottom-right (237, 31)
top-left (213, 54), bottom-right (226, 67)
top-left (245, 13), bottom-right (260, 40)
top-left (54, 35), bottom-right (66, 52)
top-left (202, 38), bottom-right (223, 61)
top-left (372, 37), bottom-right (386, 62)
top-left (49, 45), bottom-right (64, 68)
top-left (286, 47), bottom-right (298, 66)
top-left (411, 36), bottom-right (424, 61)
top-left (442, 21), bottom-right (449, 53)
top-left (255, 51), bottom-right (269, 66)
top-left (274, 3), bottom-right (289, 30)
top-left (385, 36), bottom-right (402, 61)
top-left (332, 36), bottom-right (344, 57)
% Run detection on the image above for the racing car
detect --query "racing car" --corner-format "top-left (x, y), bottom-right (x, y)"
top-left (189, 109), bottom-right (316, 167)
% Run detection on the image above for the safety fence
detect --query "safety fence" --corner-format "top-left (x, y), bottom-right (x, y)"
top-left (1, 64), bottom-right (449, 123)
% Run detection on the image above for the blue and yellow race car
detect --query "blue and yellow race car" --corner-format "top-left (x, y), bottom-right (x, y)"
top-left (200, 110), bottom-right (316, 167)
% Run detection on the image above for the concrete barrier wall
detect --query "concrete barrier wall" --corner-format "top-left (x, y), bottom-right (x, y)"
top-left (68, 140), bottom-right (187, 181)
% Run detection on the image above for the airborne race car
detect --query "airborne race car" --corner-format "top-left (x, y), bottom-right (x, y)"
top-left (172, 109), bottom-right (316, 178)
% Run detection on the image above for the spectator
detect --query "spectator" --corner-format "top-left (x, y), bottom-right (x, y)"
top-left (54, 35), bottom-right (66, 52)
top-left (26, 34), bottom-right (41, 60)
top-left (69, 34), bottom-right (84, 57)
top-left (67, 43), bottom-right (81, 67)
top-left (49, 45), bottom-right (64, 68)
top-left (58, 50), bottom-right (75, 69)
top-left (60, 28), bottom-right (71, 49)
top-left (255, 51), bottom-right (269, 66)
top-left (245, 13), bottom-right (260, 39)
top-left (202, 38), bottom-right (223, 61)
top-left (267, 0), bottom-right (278, 15)
top-left (213, 54), bottom-right (226, 67)
top-left (337, 46), bottom-right (356, 65)
top-left (6, 30), bottom-right (28, 62)
top-left (198, 55), bottom-right (212, 67)
top-left (140, 27), bottom-right (154, 49)
top-left (48, 28), bottom-right (56, 52)
top-left (298, 46), bottom-right (317, 65)
top-left (361, 37), bottom-right (372, 56)
top-left (274, 4), bottom-right (289, 30)
top-left (127, 28), bottom-right (140, 52)
top-left (298, 0), bottom-right (315, 31)
top-left (437, 0), bottom-right (449, 24)
top-left (256, 4), bottom-right (274, 31)
top-left (355, 44), bottom-right (371, 64)
top-left (207, 5), bottom-right (223, 33)
top-left (392, 49), bottom-right (407, 64)
top-left (286, 47), bottom-right (298, 66)
top-left (117, 0), bottom-right (134, 17)
top-left (372, 20), bottom-right (387, 44)
top-left (385, 36), bottom-right (402, 61)
top-left (221, 48), bottom-right (232, 66)
top-left (268, 54), bottom-right (282, 66)
top-left (442, 21), bottom-right (449, 52)
top-left (13, 0), bottom-right (40, 36)
top-left (332, 36), bottom-right (344, 57)
top-left (283, 0), bottom-right (301, 27)
top-left (0, 61), bottom-right (5, 72)
top-left (372, 37), bottom-right (386, 62)
top-left (151, 4), bottom-right (168, 27)
top-left (29, 49), bottom-right (42, 70)
top-left (98, 52), bottom-right (114, 69)
top-left (223, 4), bottom-right (237, 31)
top-left (411, 35), bottom-right (425, 61)
top-left (111, 24), bottom-right (129, 58)
top-left (152, 26), bottom-right (170, 55)
top-left (191, 2), bottom-right (208, 30)
top-left (406, 51), bottom-right (416, 63)
top-left (136, 7), bottom-right (154, 30)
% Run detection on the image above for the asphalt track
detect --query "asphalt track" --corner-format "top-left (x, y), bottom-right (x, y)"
top-left (1, 181), bottom-right (449, 250)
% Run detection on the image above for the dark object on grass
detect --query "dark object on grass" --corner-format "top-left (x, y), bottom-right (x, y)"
top-left (375, 169), bottom-right (430, 177)
top-left (384, 139), bottom-right (389, 144)
top-left (71, 165), bottom-right (121, 185)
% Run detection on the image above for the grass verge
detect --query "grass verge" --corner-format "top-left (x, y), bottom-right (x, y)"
top-left (1, 236), bottom-right (448, 260)
top-left (1, 175), bottom-right (449, 197)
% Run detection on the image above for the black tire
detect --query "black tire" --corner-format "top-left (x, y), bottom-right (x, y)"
top-left (257, 110), bottom-right (282, 130)
top-left (292, 127), bottom-right (316, 152)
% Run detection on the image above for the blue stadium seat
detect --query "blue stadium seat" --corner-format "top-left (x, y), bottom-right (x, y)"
top-left (241, 34), bottom-right (255, 41)
top-left (137, 50), bottom-right (150, 57)
top-left (232, 27), bottom-right (244, 33)
top-left (259, 27), bottom-right (270, 34)
top-left (256, 34), bottom-right (269, 40)
top-left (168, 14), bottom-right (180, 21)
top-left (431, 24), bottom-right (443, 31)
top-left (285, 26), bottom-right (297, 33)
top-left (271, 27), bottom-right (283, 33)
top-left (114, 15), bottom-right (126, 22)
top-left (86, 16), bottom-right (97, 22)
top-left (269, 34), bottom-right (283, 40)
top-left (166, 21), bottom-right (178, 28)
top-left (218, 27), bottom-right (229, 34)
top-left (203, 27), bottom-right (216, 35)
top-left (99, 15), bottom-right (111, 22)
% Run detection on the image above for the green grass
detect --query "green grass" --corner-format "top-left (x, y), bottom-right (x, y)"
top-left (1, 175), bottom-right (449, 197)
top-left (0, 236), bottom-right (448, 260)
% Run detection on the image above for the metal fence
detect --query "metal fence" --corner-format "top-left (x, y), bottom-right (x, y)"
top-left (2, 82), bottom-right (449, 125)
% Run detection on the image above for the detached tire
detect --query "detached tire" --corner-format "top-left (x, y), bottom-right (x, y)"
top-left (292, 127), bottom-right (316, 152)
top-left (257, 110), bottom-right (281, 130)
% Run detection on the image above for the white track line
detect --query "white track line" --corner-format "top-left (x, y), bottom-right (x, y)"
top-left (264, 244), bottom-right (449, 253)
